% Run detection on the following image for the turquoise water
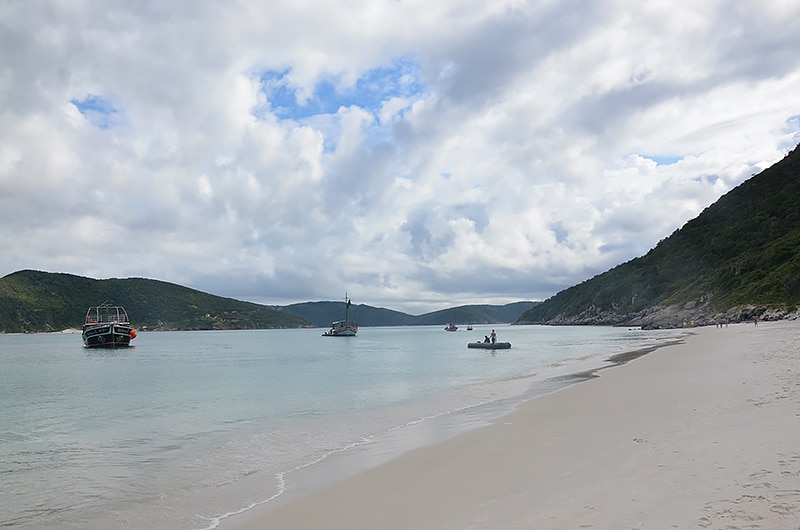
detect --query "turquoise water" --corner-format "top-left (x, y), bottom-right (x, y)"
top-left (0, 325), bottom-right (684, 529)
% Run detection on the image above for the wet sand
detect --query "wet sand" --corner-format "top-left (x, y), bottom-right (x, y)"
top-left (227, 321), bottom-right (800, 529)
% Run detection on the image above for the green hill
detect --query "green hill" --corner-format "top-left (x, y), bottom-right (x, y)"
top-left (0, 269), bottom-right (538, 333)
top-left (410, 302), bottom-right (538, 326)
top-left (280, 301), bottom-right (417, 327)
top-left (0, 270), bottom-right (311, 332)
top-left (281, 301), bottom-right (537, 327)
top-left (517, 143), bottom-right (800, 328)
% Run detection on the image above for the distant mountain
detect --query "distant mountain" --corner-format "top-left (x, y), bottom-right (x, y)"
top-left (0, 270), bottom-right (311, 332)
top-left (0, 270), bottom-right (537, 332)
top-left (279, 301), bottom-right (417, 327)
top-left (409, 302), bottom-right (539, 326)
top-left (517, 143), bottom-right (800, 328)
top-left (280, 301), bottom-right (538, 328)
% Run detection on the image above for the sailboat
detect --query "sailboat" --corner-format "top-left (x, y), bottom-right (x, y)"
top-left (323, 294), bottom-right (358, 336)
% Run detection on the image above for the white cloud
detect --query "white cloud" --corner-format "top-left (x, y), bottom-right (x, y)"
top-left (1, 0), bottom-right (799, 314)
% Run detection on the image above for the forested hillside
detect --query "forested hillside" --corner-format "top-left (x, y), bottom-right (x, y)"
top-left (0, 270), bottom-right (537, 332)
top-left (0, 270), bottom-right (311, 332)
top-left (518, 144), bottom-right (800, 328)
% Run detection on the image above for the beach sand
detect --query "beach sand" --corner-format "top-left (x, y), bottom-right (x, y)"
top-left (227, 321), bottom-right (800, 529)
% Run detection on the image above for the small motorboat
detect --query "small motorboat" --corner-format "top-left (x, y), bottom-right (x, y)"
top-left (467, 341), bottom-right (511, 350)
top-left (444, 322), bottom-right (458, 331)
top-left (466, 325), bottom-right (473, 331)
top-left (82, 304), bottom-right (137, 348)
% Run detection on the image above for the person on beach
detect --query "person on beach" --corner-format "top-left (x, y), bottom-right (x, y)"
top-left (490, 330), bottom-right (497, 343)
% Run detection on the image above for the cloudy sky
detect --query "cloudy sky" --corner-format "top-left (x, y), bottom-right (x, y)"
top-left (1, 1), bottom-right (799, 314)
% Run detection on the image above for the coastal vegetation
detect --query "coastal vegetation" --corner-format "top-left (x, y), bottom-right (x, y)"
top-left (0, 270), bottom-right (535, 333)
top-left (0, 270), bottom-right (311, 332)
top-left (517, 143), bottom-right (800, 328)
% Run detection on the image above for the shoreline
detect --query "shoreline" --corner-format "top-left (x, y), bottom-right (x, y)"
top-left (208, 332), bottom-right (634, 529)
top-left (224, 321), bottom-right (800, 529)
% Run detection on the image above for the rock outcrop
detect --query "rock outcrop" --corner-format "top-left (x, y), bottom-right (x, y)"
top-left (534, 302), bottom-right (799, 329)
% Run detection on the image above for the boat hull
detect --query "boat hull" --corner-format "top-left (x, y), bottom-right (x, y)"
top-left (323, 328), bottom-right (357, 337)
top-left (323, 320), bottom-right (358, 336)
top-left (467, 342), bottom-right (511, 350)
top-left (82, 324), bottom-right (134, 348)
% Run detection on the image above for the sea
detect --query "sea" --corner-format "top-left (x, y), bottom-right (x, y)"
top-left (0, 324), bottom-right (686, 529)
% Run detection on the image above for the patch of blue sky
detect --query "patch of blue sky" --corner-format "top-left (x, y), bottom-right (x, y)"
top-left (259, 57), bottom-right (426, 121)
top-left (258, 69), bottom-right (294, 114)
top-left (549, 221), bottom-right (569, 244)
top-left (321, 135), bottom-right (337, 154)
top-left (693, 174), bottom-right (719, 185)
top-left (70, 94), bottom-right (119, 129)
top-left (782, 114), bottom-right (800, 148)
top-left (646, 154), bottom-right (683, 166)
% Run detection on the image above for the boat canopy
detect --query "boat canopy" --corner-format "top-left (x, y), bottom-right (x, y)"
top-left (85, 304), bottom-right (130, 324)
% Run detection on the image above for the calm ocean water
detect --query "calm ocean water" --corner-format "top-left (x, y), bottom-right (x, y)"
top-left (1, 324), bottom-right (685, 529)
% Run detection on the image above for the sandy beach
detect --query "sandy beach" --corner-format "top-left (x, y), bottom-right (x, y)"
top-left (227, 321), bottom-right (800, 529)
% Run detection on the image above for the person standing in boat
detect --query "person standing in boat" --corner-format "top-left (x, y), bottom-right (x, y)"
top-left (490, 330), bottom-right (497, 344)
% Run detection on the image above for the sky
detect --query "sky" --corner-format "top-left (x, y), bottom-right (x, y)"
top-left (1, 1), bottom-right (799, 314)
